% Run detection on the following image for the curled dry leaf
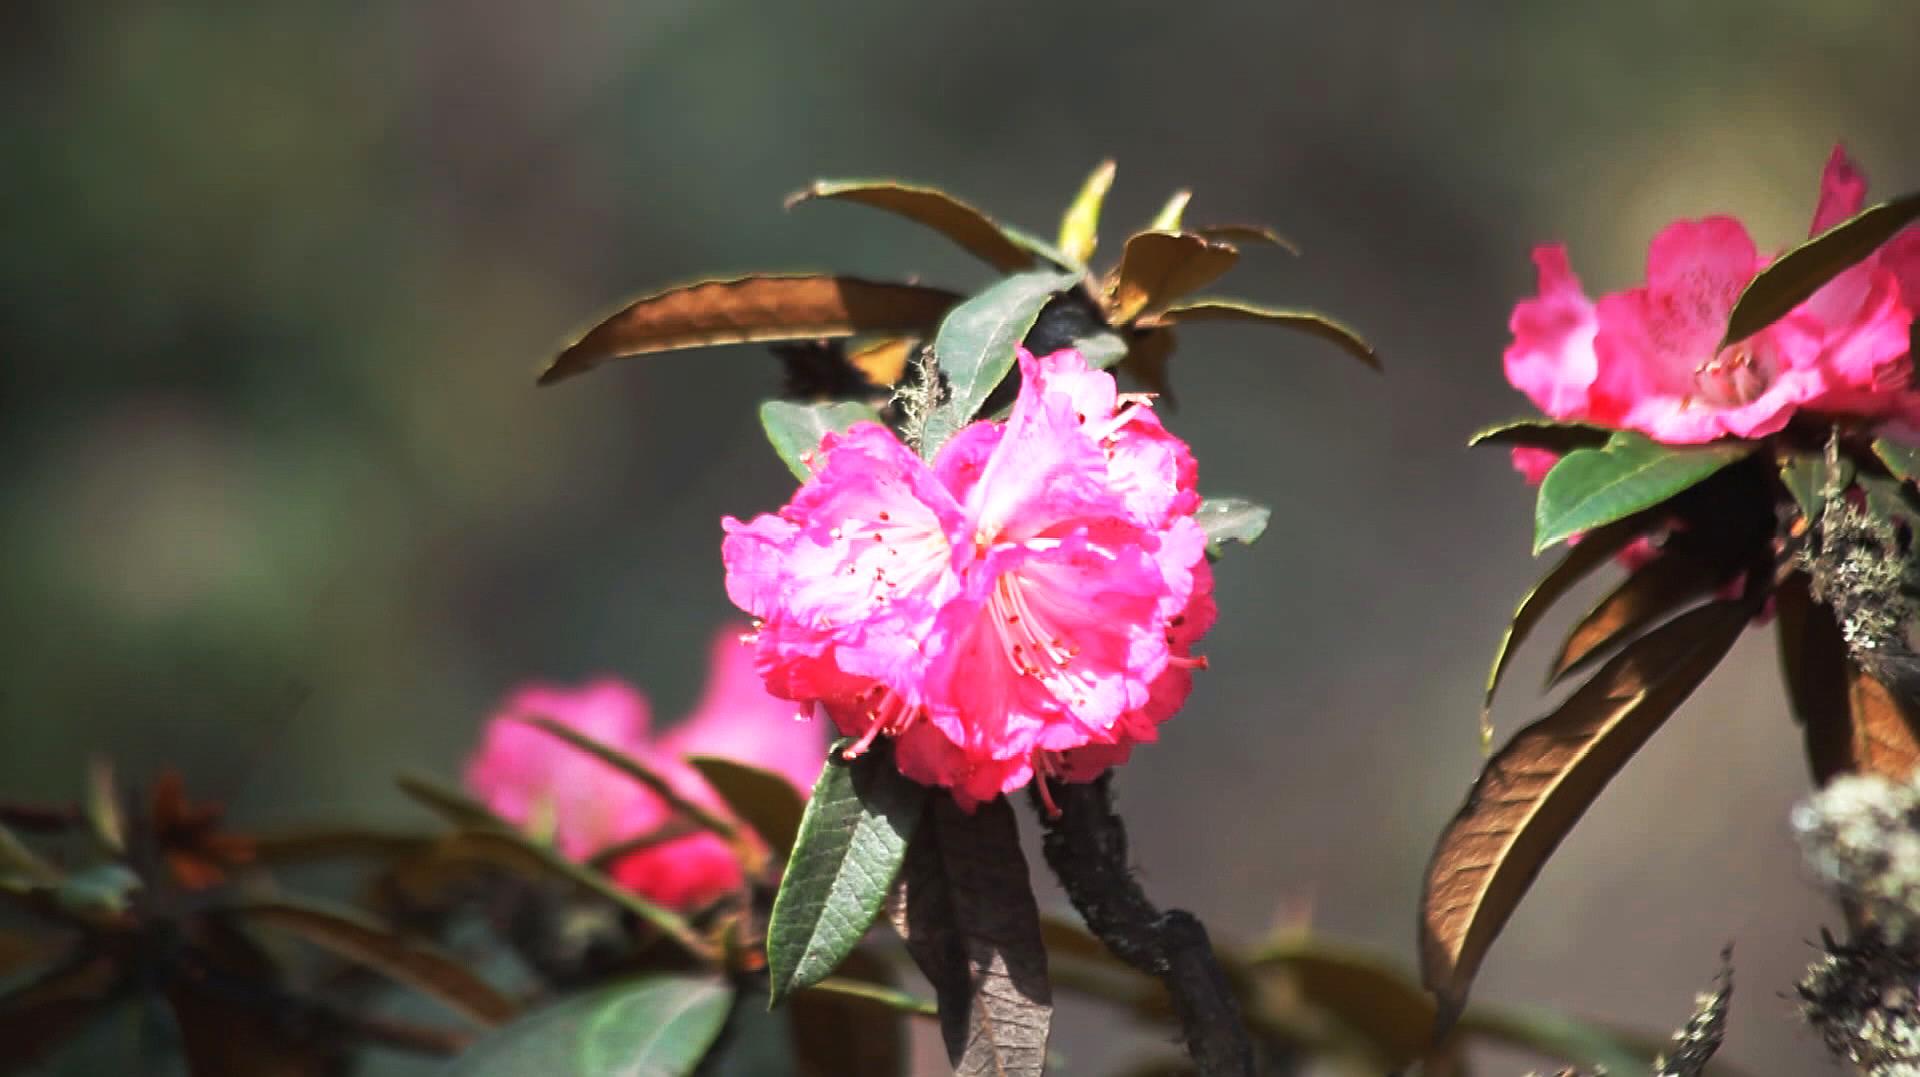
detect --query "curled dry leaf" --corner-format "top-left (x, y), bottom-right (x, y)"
top-left (1141, 299), bottom-right (1378, 371)
top-left (1422, 600), bottom-right (1751, 1018)
top-left (1107, 232), bottom-right (1240, 323)
top-left (540, 275), bottom-right (960, 385)
top-left (887, 797), bottom-right (1052, 1077)
top-left (788, 180), bottom-right (1044, 272)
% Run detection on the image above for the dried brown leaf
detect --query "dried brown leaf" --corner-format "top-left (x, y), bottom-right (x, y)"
top-left (1107, 232), bottom-right (1239, 323)
top-left (1421, 601), bottom-right (1749, 1017)
top-left (887, 798), bottom-right (1051, 1077)
top-left (1549, 553), bottom-right (1723, 684)
top-left (788, 181), bottom-right (1040, 271)
top-left (540, 276), bottom-right (959, 385)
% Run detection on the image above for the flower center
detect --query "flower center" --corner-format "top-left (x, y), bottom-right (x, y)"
top-left (1691, 342), bottom-right (1773, 408)
top-left (990, 571), bottom-right (1080, 679)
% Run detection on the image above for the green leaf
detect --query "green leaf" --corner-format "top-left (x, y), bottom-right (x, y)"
top-left (447, 974), bottom-right (733, 1077)
top-left (758, 401), bottom-right (881, 481)
top-left (1723, 189), bottom-right (1920, 347)
top-left (922, 270), bottom-right (1080, 453)
top-left (1145, 299), bottom-right (1377, 371)
top-left (789, 180), bottom-right (1040, 272)
top-left (1147, 190), bottom-right (1192, 233)
top-left (1533, 433), bottom-right (1752, 554)
top-left (1056, 160), bottom-right (1116, 266)
top-left (687, 755), bottom-right (809, 864)
top-left (1874, 437), bottom-right (1920, 484)
top-left (766, 743), bottom-right (926, 1005)
top-left (887, 797), bottom-right (1051, 1077)
top-left (1195, 497), bottom-right (1271, 554)
top-left (1779, 450), bottom-right (1828, 522)
top-left (539, 276), bottom-right (960, 386)
top-left (1072, 329), bottom-right (1130, 370)
top-left (1468, 418), bottom-right (1610, 453)
top-left (1457, 1005), bottom-right (1652, 1076)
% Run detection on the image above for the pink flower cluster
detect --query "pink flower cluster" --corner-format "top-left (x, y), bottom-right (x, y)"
top-left (722, 348), bottom-right (1214, 809)
top-left (464, 626), bottom-right (826, 910)
top-left (1506, 146), bottom-right (1920, 445)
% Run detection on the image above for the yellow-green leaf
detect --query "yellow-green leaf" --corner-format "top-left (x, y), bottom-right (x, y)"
top-left (1056, 160), bottom-right (1116, 265)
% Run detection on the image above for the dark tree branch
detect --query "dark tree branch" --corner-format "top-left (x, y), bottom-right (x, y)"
top-left (1033, 773), bottom-right (1255, 1077)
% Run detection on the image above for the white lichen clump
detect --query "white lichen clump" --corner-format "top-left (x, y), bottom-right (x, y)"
top-left (1794, 772), bottom-right (1920, 1075)
top-left (1794, 774), bottom-right (1920, 945)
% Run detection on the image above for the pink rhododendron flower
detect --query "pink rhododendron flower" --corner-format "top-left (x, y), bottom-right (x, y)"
top-left (722, 348), bottom-right (1214, 810)
top-left (1504, 145), bottom-right (1917, 444)
top-left (464, 625), bottom-right (826, 910)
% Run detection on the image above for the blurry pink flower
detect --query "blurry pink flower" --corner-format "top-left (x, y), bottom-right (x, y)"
top-left (1504, 145), bottom-right (1915, 444)
top-left (723, 348), bottom-right (1213, 810)
top-left (464, 625), bottom-right (826, 910)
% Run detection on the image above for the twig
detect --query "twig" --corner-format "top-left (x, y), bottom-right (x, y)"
top-left (1033, 773), bottom-right (1255, 1077)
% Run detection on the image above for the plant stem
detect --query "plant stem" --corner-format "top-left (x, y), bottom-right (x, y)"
top-left (1033, 773), bottom-right (1255, 1077)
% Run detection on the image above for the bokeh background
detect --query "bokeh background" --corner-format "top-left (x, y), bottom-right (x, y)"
top-left (6, 2), bottom-right (1920, 1072)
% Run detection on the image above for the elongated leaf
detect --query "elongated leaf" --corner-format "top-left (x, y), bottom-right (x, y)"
top-left (1723, 190), bottom-right (1920, 347)
top-left (758, 400), bottom-right (881, 481)
top-left (1148, 190), bottom-right (1193, 233)
top-left (396, 772), bottom-right (516, 829)
top-left (448, 974), bottom-right (733, 1077)
top-left (1195, 497), bottom-right (1271, 555)
top-left (1549, 552), bottom-right (1723, 683)
top-left (1468, 418), bottom-right (1609, 453)
top-left (435, 830), bottom-right (712, 960)
top-left (792, 952), bottom-right (915, 1077)
top-left (1534, 433), bottom-right (1752, 554)
top-left (1144, 299), bottom-right (1378, 371)
top-left (1457, 1005), bottom-right (1655, 1076)
top-left (515, 716), bottom-right (746, 853)
top-left (1776, 575), bottom-right (1856, 786)
top-left (0, 954), bottom-right (119, 1072)
top-left (923, 269), bottom-right (1080, 452)
top-left (1875, 437), bottom-right (1920, 484)
top-left (540, 276), bottom-right (960, 385)
top-left (790, 181), bottom-right (1039, 271)
top-left (249, 826), bottom-right (435, 865)
top-left (1482, 514), bottom-right (1645, 716)
top-left (888, 797), bottom-right (1051, 1077)
top-left (1249, 938), bottom-right (1439, 1068)
top-left (766, 744), bottom-right (926, 1004)
top-left (1422, 601), bottom-right (1750, 1017)
top-left (1108, 233), bottom-right (1239, 322)
top-left (687, 755), bottom-right (808, 864)
top-left (235, 898), bottom-right (515, 1026)
top-left (1056, 160), bottom-right (1116, 265)
top-left (1194, 224), bottom-right (1300, 255)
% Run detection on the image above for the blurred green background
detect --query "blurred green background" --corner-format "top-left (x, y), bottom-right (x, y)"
top-left (5, 2), bottom-right (1919, 1072)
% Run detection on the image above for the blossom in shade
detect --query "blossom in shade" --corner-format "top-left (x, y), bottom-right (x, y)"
top-left (464, 625), bottom-right (826, 910)
top-left (722, 348), bottom-right (1214, 809)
